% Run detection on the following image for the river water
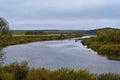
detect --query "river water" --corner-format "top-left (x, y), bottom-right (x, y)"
top-left (2, 36), bottom-right (120, 74)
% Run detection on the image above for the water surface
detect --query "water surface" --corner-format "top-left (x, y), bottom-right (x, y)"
top-left (3, 37), bottom-right (120, 74)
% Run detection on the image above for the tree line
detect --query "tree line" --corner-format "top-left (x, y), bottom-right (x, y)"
top-left (25, 30), bottom-right (45, 35)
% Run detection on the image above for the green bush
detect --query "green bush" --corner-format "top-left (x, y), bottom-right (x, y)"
top-left (89, 42), bottom-right (104, 51)
top-left (81, 29), bottom-right (120, 60)
top-left (13, 61), bottom-right (29, 80)
top-left (1, 62), bottom-right (120, 80)
top-left (27, 68), bottom-right (96, 80)
top-left (27, 68), bottom-right (51, 80)
top-left (97, 73), bottom-right (120, 80)
top-left (50, 69), bottom-right (95, 80)
top-left (81, 37), bottom-right (97, 46)
top-left (97, 29), bottom-right (120, 43)
top-left (99, 44), bottom-right (120, 56)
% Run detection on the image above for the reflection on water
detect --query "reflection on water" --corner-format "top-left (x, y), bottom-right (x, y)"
top-left (0, 48), bottom-right (5, 66)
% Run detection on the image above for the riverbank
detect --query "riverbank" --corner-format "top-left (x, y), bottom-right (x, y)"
top-left (1, 32), bottom-right (120, 80)
top-left (81, 29), bottom-right (120, 60)
top-left (3, 38), bottom-right (120, 73)
top-left (1, 62), bottom-right (120, 80)
top-left (0, 34), bottom-right (82, 48)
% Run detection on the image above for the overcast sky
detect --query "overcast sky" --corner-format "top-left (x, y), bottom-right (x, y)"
top-left (0, 0), bottom-right (120, 30)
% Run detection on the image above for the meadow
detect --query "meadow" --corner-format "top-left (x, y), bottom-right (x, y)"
top-left (0, 33), bottom-right (81, 48)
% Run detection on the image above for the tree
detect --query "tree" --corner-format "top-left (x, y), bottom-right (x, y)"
top-left (0, 17), bottom-right (12, 39)
top-left (0, 49), bottom-right (5, 80)
top-left (25, 30), bottom-right (44, 35)
top-left (0, 49), bottom-right (4, 67)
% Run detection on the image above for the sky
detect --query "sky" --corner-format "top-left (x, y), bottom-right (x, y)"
top-left (0, 0), bottom-right (120, 30)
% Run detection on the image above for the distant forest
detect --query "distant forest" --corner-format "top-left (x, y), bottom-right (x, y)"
top-left (11, 27), bottom-right (120, 35)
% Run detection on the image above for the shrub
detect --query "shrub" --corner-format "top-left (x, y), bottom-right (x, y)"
top-left (97, 29), bottom-right (120, 43)
top-left (99, 44), bottom-right (120, 56)
top-left (1, 63), bottom-right (120, 80)
top-left (97, 73), bottom-right (120, 80)
top-left (81, 37), bottom-right (97, 46)
top-left (50, 69), bottom-right (96, 80)
top-left (89, 42), bottom-right (104, 51)
top-left (13, 61), bottom-right (29, 80)
top-left (27, 68), bottom-right (51, 80)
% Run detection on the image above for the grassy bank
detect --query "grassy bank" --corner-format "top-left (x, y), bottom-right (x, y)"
top-left (81, 29), bottom-right (120, 60)
top-left (0, 34), bottom-right (82, 48)
top-left (0, 62), bottom-right (120, 80)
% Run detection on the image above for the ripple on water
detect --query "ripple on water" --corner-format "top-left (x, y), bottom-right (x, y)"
top-left (3, 38), bottom-right (120, 74)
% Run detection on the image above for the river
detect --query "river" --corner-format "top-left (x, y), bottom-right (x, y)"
top-left (2, 36), bottom-right (120, 74)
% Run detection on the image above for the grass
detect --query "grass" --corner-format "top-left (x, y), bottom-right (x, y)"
top-left (0, 33), bottom-right (82, 48)
top-left (81, 37), bottom-right (120, 60)
top-left (12, 34), bottom-right (26, 36)
top-left (0, 61), bottom-right (120, 80)
top-left (1, 33), bottom-right (120, 80)
top-left (12, 34), bottom-right (60, 37)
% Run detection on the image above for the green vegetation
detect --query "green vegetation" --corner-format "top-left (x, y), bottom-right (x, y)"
top-left (82, 29), bottom-right (120, 60)
top-left (12, 34), bottom-right (59, 37)
top-left (0, 61), bottom-right (120, 80)
top-left (25, 30), bottom-right (44, 35)
top-left (0, 17), bottom-right (83, 48)
top-left (0, 33), bottom-right (82, 48)
top-left (97, 73), bottom-right (120, 80)
top-left (1, 18), bottom-right (120, 79)
top-left (0, 17), bottom-right (12, 39)
top-left (12, 34), bottom-right (26, 36)
top-left (97, 29), bottom-right (120, 43)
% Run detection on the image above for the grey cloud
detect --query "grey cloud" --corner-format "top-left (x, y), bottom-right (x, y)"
top-left (4, 5), bottom-right (120, 20)
top-left (0, 0), bottom-right (120, 30)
